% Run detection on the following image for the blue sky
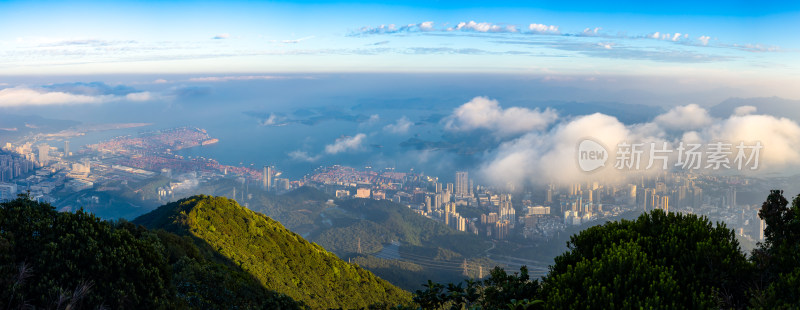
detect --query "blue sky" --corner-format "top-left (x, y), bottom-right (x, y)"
top-left (0, 0), bottom-right (798, 97)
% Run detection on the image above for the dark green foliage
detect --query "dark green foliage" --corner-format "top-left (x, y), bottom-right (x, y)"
top-left (411, 266), bottom-right (541, 310)
top-left (170, 257), bottom-right (301, 310)
top-left (544, 242), bottom-right (682, 309)
top-left (134, 195), bottom-right (411, 309)
top-left (543, 209), bottom-right (752, 308)
top-left (480, 266), bottom-right (541, 309)
top-left (0, 195), bottom-right (173, 309)
top-left (750, 190), bottom-right (800, 308)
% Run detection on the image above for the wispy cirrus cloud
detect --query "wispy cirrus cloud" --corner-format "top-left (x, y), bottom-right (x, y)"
top-left (494, 39), bottom-right (732, 63)
top-left (351, 20), bottom-right (560, 36)
top-left (280, 36), bottom-right (315, 44)
top-left (188, 75), bottom-right (312, 82)
top-left (447, 21), bottom-right (519, 33)
top-left (351, 20), bottom-right (781, 54)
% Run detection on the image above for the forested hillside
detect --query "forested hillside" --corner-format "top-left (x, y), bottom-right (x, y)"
top-left (133, 195), bottom-right (411, 309)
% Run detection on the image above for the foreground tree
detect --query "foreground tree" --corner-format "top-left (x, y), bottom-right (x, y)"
top-left (0, 195), bottom-right (173, 309)
top-left (411, 209), bottom-right (753, 309)
top-left (750, 190), bottom-right (800, 308)
top-left (0, 195), bottom-right (305, 309)
top-left (542, 210), bottom-right (752, 308)
top-left (411, 266), bottom-right (541, 309)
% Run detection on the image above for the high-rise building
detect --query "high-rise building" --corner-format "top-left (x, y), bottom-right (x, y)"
top-left (660, 195), bottom-right (669, 212)
top-left (263, 166), bottom-right (272, 189)
top-left (727, 187), bottom-right (737, 208)
top-left (494, 220), bottom-right (509, 240)
top-left (455, 171), bottom-right (469, 198)
top-left (64, 140), bottom-right (70, 157)
top-left (643, 188), bottom-right (656, 211)
top-left (456, 216), bottom-right (466, 232)
top-left (425, 195), bottom-right (432, 212)
top-left (499, 200), bottom-right (515, 223)
top-left (37, 144), bottom-right (50, 166)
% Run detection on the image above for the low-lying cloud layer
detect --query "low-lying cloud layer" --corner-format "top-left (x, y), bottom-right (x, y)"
top-left (0, 82), bottom-right (153, 107)
top-left (440, 97), bottom-right (800, 187)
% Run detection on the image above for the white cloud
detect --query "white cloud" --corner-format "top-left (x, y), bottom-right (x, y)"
top-left (384, 116), bottom-right (413, 134)
top-left (325, 134), bottom-right (367, 154)
top-left (212, 33), bottom-right (230, 40)
top-left (289, 150), bottom-right (321, 162)
top-left (450, 21), bottom-right (518, 33)
top-left (0, 86), bottom-right (155, 107)
top-left (581, 27), bottom-right (602, 36)
top-left (419, 21), bottom-right (434, 31)
top-left (709, 114), bottom-right (800, 168)
top-left (653, 104), bottom-right (713, 130)
top-left (153, 79), bottom-right (169, 84)
top-left (648, 32), bottom-right (690, 42)
top-left (354, 22), bottom-right (434, 35)
top-left (367, 114), bottom-right (380, 124)
top-left (476, 100), bottom-right (800, 187)
top-left (259, 113), bottom-right (286, 126)
top-left (598, 42), bottom-right (614, 49)
top-left (125, 91), bottom-right (153, 101)
top-left (0, 87), bottom-right (109, 106)
top-left (444, 96), bottom-right (557, 136)
top-left (480, 113), bottom-right (637, 186)
top-left (528, 23), bottom-right (559, 34)
top-left (698, 36), bottom-right (711, 46)
top-left (733, 105), bottom-right (757, 116)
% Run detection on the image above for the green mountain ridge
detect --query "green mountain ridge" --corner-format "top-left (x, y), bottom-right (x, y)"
top-left (133, 195), bottom-right (411, 309)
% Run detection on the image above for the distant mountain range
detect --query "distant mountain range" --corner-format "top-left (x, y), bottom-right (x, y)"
top-left (710, 97), bottom-right (800, 121)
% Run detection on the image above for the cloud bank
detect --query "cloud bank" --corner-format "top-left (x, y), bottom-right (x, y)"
top-left (439, 98), bottom-right (800, 187)
top-left (0, 83), bottom-right (153, 107)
